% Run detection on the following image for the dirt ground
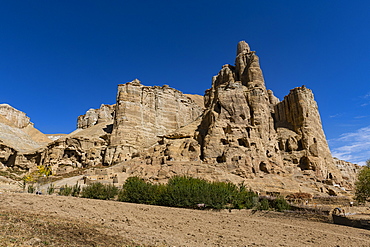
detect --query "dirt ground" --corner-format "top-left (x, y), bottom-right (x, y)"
top-left (1, 192), bottom-right (370, 247)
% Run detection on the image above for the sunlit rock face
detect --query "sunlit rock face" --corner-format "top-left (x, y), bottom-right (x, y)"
top-left (0, 104), bottom-right (31, 129)
top-left (1, 41), bottom-right (360, 196)
top-left (120, 41), bottom-right (354, 196)
top-left (107, 79), bottom-right (204, 163)
top-left (77, 104), bottom-right (115, 129)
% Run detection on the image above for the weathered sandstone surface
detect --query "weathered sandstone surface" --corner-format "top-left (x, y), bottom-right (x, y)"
top-left (0, 41), bottom-right (360, 196)
top-left (0, 104), bottom-right (51, 171)
top-left (108, 41), bottom-right (355, 195)
top-left (107, 79), bottom-right (204, 164)
top-left (77, 104), bottom-right (114, 129)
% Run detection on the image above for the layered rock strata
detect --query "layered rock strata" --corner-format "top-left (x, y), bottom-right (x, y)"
top-left (77, 104), bottom-right (115, 129)
top-left (1, 41), bottom-right (360, 196)
top-left (0, 104), bottom-right (31, 128)
top-left (107, 79), bottom-right (204, 164)
top-left (112, 41), bottom-right (355, 195)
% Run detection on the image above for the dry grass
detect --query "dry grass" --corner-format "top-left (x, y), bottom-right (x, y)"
top-left (0, 209), bottom-right (140, 247)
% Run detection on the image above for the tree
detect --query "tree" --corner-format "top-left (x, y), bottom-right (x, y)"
top-left (355, 160), bottom-right (370, 202)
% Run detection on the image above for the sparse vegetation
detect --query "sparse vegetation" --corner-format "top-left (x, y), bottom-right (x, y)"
top-left (27, 184), bottom-right (35, 194)
top-left (47, 183), bottom-right (55, 195)
top-left (118, 175), bottom-right (289, 211)
top-left (355, 159), bottom-right (370, 202)
top-left (118, 176), bottom-right (165, 204)
top-left (53, 175), bottom-right (290, 212)
top-left (58, 184), bottom-right (73, 196)
top-left (81, 182), bottom-right (118, 200)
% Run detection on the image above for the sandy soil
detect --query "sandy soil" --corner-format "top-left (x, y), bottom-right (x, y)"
top-left (1, 192), bottom-right (370, 247)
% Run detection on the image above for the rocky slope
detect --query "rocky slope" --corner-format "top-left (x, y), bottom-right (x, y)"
top-left (0, 41), bottom-right (360, 196)
top-left (0, 104), bottom-right (51, 172)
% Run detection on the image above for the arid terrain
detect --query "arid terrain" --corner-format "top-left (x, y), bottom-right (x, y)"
top-left (0, 192), bottom-right (369, 247)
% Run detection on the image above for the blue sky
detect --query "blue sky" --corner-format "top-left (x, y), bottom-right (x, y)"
top-left (1, 1), bottom-right (369, 165)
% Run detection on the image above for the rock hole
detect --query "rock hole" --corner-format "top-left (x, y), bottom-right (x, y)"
top-left (216, 155), bottom-right (226, 163)
top-left (221, 139), bottom-right (229, 145)
top-left (237, 138), bottom-right (248, 147)
top-left (223, 124), bottom-right (233, 134)
top-left (252, 167), bottom-right (256, 174)
top-left (259, 162), bottom-right (269, 174)
top-left (246, 127), bottom-right (251, 138)
top-left (214, 102), bottom-right (221, 114)
top-left (188, 145), bottom-right (196, 152)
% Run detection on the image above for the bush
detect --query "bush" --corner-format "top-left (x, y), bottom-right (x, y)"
top-left (58, 184), bottom-right (72, 196)
top-left (355, 160), bottom-right (370, 202)
top-left (27, 184), bottom-right (35, 194)
top-left (47, 184), bottom-right (55, 195)
top-left (118, 177), bottom-right (164, 205)
top-left (271, 196), bottom-right (290, 212)
top-left (117, 176), bottom-right (261, 210)
top-left (232, 183), bottom-right (259, 209)
top-left (71, 183), bottom-right (81, 197)
top-left (258, 198), bottom-right (270, 210)
top-left (81, 182), bottom-right (118, 200)
top-left (160, 176), bottom-right (238, 209)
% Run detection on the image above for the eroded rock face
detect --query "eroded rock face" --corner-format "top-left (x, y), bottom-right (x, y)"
top-left (108, 79), bottom-right (204, 162)
top-left (0, 143), bottom-right (16, 169)
top-left (275, 86), bottom-right (342, 182)
top-left (117, 41), bottom-right (354, 195)
top-left (0, 104), bottom-right (52, 172)
top-left (334, 158), bottom-right (360, 189)
top-left (197, 42), bottom-right (282, 179)
top-left (1, 41), bottom-right (360, 196)
top-left (77, 104), bottom-right (115, 129)
top-left (0, 104), bottom-right (31, 129)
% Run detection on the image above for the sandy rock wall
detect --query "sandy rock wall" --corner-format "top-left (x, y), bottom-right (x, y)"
top-left (334, 158), bottom-right (360, 189)
top-left (122, 41), bottom-right (352, 195)
top-left (108, 79), bottom-right (203, 162)
top-left (0, 104), bottom-right (31, 128)
top-left (77, 104), bottom-right (115, 129)
top-left (197, 42), bottom-right (282, 179)
top-left (0, 41), bottom-right (360, 196)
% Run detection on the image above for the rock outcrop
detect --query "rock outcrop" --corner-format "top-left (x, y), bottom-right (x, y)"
top-left (77, 104), bottom-right (115, 129)
top-left (107, 79), bottom-right (204, 164)
top-left (105, 41), bottom-right (357, 195)
top-left (0, 104), bottom-right (51, 171)
top-left (334, 158), bottom-right (360, 190)
top-left (0, 104), bottom-right (31, 128)
top-left (1, 41), bottom-right (360, 196)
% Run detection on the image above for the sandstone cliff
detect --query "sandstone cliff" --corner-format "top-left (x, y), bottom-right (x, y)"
top-left (0, 104), bottom-right (51, 171)
top-left (108, 41), bottom-right (356, 195)
top-left (77, 104), bottom-right (115, 129)
top-left (106, 79), bottom-right (204, 164)
top-left (0, 41), bottom-right (360, 196)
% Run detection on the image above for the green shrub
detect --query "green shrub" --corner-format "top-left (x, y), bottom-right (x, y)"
top-left (258, 198), bottom-right (270, 210)
top-left (118, 175), bottom-right (259, 210)
top-left (71, 183), bottom-right (81, 197)
top-left (58, 184), bottom-right (72, 196)
top-left (160, 176), bottom-right (237, 209)
top-left (271, 196), bottom-right (290, 211)
top-left (81, 182), bottom-right (118, 200)
top-left (355, 160), bottom-right (370, 202)
top-left (232, 183), bottom-right (259, 209)
top-left (47, 184), bottom-right (55, 195)
top-left (27, 184), bottom-right (35, 194)
top-left (118, 177), bottom-right (165, 205)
